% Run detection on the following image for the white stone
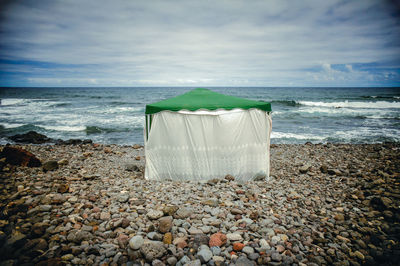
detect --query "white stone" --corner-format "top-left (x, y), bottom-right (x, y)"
top-left (259, 239), bottom-right (271, 250)
top-left (226, 232), bottom-right (243, 241)
top-left (129, 235), bottom-right (144, 250)
top-left (147, 209), bottom-right (164, 220)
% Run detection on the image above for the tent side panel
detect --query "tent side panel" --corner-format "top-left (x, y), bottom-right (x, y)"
top-left (145, 109), bottom-right (271, 181)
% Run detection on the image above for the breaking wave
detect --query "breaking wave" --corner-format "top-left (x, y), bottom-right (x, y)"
top-left (85, 126), bottom-right (132, 134)
top-left (271, 132), bottom-right (325, 141)
top-left (1, 98), bottom-right (28, 106)
top-left (270, 100), bottom-right (301, 107)
top-left (298, 100), bottom-right (400, 109)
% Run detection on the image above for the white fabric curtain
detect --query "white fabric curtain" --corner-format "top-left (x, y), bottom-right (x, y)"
top-left (144, 108), bottom-right (272, 182)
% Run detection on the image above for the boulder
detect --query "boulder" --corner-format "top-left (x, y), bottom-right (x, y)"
top-left (9, 131), bottom-right (52, 144)
top-left (0, 146), bottom-right (41, 167)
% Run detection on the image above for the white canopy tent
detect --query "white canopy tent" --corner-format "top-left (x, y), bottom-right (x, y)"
top-left (144, 88), bottom-right (272, 182)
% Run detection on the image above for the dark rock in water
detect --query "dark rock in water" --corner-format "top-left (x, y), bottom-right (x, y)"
top-left (9, 131), bottom-right (52, 144)
top-left (42, 160), bottom-right (58, 172)
top-left (0, 146), bottom-right (41, 167)
top-left (64, 139), bottom-right (83, 145)
top-left (56, 139), bottom-right (92, 145)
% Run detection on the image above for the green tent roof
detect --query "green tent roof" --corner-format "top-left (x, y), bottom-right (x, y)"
top-left (145, 88), bottom-right (271, 115)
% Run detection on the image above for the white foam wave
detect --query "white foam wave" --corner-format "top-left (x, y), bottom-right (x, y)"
top-left (271, 111), bottom-right (283, 115)
top-left (298, 100), bottom-right (400, 109)
top-left (0, 137), bottom-right (12, 145)
top-left (0, 123), bottom-right (25, 128)
top-left (89, 106), bottom-right (144, 114)
top-left (333, 128), bottom-right (400, 141)
top-left (41, 125), bottom-right (86, 132)
top-left (1, 98), bottom-right (27, 106)
top-left (271, 132), bottom-right (325, 140)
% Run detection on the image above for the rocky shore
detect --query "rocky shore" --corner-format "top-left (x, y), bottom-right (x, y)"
top-left (0, 143), bottom-right (399, 266)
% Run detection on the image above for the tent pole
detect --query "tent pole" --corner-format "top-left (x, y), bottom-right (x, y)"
top-left (146, 115), bottom-right (149, 141)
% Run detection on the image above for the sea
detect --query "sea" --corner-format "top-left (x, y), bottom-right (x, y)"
top-left (0, 87), bottom-right (399, 145)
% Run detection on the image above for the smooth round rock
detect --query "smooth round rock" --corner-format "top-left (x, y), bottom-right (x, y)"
top-left (129, 235), bottom-right (144, 250)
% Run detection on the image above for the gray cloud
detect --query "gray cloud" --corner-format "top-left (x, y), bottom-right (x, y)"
top-left (0, 0), bottom-right (399, 86)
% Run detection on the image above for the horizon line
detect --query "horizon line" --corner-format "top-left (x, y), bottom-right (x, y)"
top-left (1, 86), bottom-right (400, 89)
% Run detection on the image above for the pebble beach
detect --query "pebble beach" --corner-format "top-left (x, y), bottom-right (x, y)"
top-left (0, 143), bottom-right (399, 266)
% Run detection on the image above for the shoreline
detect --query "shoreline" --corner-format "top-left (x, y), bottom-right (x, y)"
top-left (0, 143), bottom-right (399, 265)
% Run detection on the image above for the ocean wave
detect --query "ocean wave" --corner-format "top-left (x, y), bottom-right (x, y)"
top-left (328, 128), bottom-right (400, 143)
top-left (298, 106), bottom-right (380, 115)
top-left (271, 132), bottom-right (325, 140)
top-left (51, 102), bottom-right (72, 107)
top-left (89, 106), bottom-right (144, 114)
top-left (85, 126), bottom-right (131, 134)
top-left (0, 124), bottom-right (46, 134)
top-left (270, 100), bottom-right (301, 107)
top-left (41, 125), bottom-right (86, 132)
top-left (298, 100), bottom-right (400, 109)
top-left (361, 95), bottom-right (400, 100)
top-left (0, 122), bottom-right (26, 128)
top-left (1, 98), bottom-right (65, 109)
top-left (1, 98), bottom-right (27, 106)
top-left (109, 101), bottom-right (132, 106)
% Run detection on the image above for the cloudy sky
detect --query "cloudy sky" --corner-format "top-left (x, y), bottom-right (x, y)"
top-left (0, 0), bottom-right (399, 87)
